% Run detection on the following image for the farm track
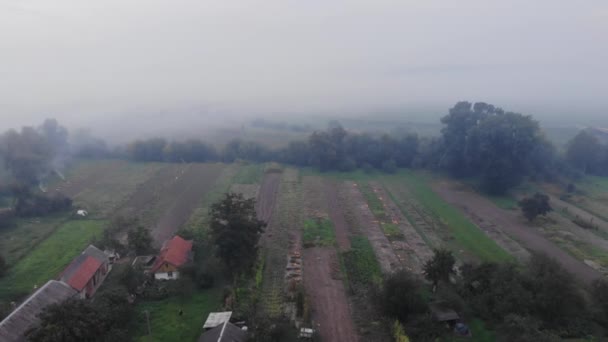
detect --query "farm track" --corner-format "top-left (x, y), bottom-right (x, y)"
top-left (434, 180), bottom-right (602, 284)
top-left (344, 181), bottom-right (400, 274)
top-left (324, 179), bottom-right (351, 251)
top-left (301, 176), bottom-right (359, 341)
top-left (303, 247), bottom-right (359, 342)
top-left (369, 182), bottom-right (433, 273)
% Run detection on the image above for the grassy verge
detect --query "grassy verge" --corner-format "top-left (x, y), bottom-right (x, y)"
top-left (342, 236), bottom-right (383, 288)
top-left (135, 287), bottom-right (222, 342)
top-left (390, 171), bottom-right (513, 263)
top-left (303, 218), bottom-right (336, 247)
top-left (0, 214), bottom-right (69, 265)
top-left (0, 219), bottom-right (105, 300)
top-left (358, 182), bottom-right (386, 219)
top-left (381, 222), bottom-right (403, 240)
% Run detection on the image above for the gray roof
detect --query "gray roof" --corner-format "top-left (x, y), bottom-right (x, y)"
top-left (83, 245), bottom-right (110, 263)
top-left (429, 302), bottom-right (460, 322)
top-left (0, 280), bottom-right (77, 342)
top-left (203, 311), bottom-right (233, 329)
top-left (199, 322), bottom-right (248, 342)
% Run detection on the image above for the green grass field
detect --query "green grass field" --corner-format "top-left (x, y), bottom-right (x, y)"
top-left (135, 288), bottom-right (222, 342)
top-left (342, 236), bottom-right (383, 288)
top-left (303, 218), bottom-right (336, 247)
top-left (0, 214), bottom-right (69, 265)
top-left (390, 171), bottom-right (513, 263)
top-left (0, 219), bottom-right (105, 300)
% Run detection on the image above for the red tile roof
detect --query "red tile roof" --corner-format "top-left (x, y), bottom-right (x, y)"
top-left (151, 236), bottom-right (193, 273)
top-left (64, 256), bottom-right (102, 291)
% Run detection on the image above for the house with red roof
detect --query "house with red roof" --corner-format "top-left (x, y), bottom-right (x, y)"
top-left (151, 235), bottom-right (193, 280)
top-left (60, 245), bottom-right (111, 298)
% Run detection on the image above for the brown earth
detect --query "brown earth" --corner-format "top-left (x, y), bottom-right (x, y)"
top-left (344, 181), bottom-right (400, 274)
top-left (303, 247), bottom-right (359, 342)
top-left (434, 180), bottom-right (602, 284)
top-left (51, 161), bottom-right (122, 197)
top-left (256, 172), bottom-right (282, 223)
top-left (324, 179), bottom-right (351, 251)
top-left (119, 163), bottom-right (225, 244)
top-left (369, 182), bottom-right (433, 273)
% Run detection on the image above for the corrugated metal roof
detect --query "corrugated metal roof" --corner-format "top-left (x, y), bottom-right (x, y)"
top-left (0, 280), bottom-right (77, 342)
top-left (203, 311), bottom-right (233, 329)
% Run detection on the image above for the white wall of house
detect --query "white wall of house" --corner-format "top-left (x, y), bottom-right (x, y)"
top-left (154, 271), bottom-right (180, 280)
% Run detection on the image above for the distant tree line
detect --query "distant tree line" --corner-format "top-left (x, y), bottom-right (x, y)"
top-left (1, 101), bottom-right (604, 197)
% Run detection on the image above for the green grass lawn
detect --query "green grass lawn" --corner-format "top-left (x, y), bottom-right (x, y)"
top-left (0, 219), bottom-right (105, 300)
top-left (388, 171), bottom-right (513, 263)
top-left (303, 218), bottom-right (336, 247)
top-left (135, 288), bottom-right (222, 342)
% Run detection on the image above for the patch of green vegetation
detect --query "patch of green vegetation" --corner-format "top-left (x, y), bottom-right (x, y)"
top-left (0, 214), bottom-right (68, 265)
top-left (342, 236), bottom-right (383, 287)
top-left (359, 182), bottom-right (386, 219)
top-left (0, 219), bottom-right (105, 300)
top-left (135, 288), bottom-right (222, 342)
top-left (381, 223), bottom-right (403, 239)
top-left (302, 218), bottom-right (335, 247)
top-left (576, 176), bottom-right (608, 196)
top-left (391, 171), bottom-right (513, 263)
top-left (232, 163), bottom-right (265, 184)
top-left (487, 194), bottom-right (519, 210)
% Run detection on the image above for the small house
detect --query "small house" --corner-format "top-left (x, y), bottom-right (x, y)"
top-left (199, 321), bottom-right (248, 342)
top-left (429, 302), bottom-right (460, 324)
top-left (150, 235), bottom-right (193, 280)
top-left (0, 280), bottom-right (77, 342)
top-left (60, 245), bottom-right (111, 298)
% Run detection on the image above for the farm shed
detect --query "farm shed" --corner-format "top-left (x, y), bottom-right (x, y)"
top-left (59, 245), bottom-right (111, 298)
top-left (203, 311), bottom-right (233, 330)
top-left (0, 280), bottom-right (77, 342)
top-left (429, 302), bottom-right (460, 323)
top-left (198, 321), bottom-right (248, 342)
top-left (150, 235), bottom-right (193, 280)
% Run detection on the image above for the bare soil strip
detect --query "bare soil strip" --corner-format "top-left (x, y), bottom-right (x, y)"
top-left (303, 247), bottom-right (360, 342)
top-left (256, 172), bottom-right (281, 223)
top-left (150, 163), bottom-right (225, 243)
top-left (369, 182), bottom-right (433, 273)
top-left (434, 180), bottom-right (601, 284)
top-left (343, 181), bottom-right (400, 274)
top-left (324, 179), bottom-right (351, 251)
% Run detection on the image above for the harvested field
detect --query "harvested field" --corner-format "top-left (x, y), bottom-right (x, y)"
top-left (230, 183), bottom-right (260, 200)
top-left (303, 247), bottom-right (359, 342)
top-left (434, 180), bottom-right (602, 284)
top-left (53, 160), bottom-right (164, 216)
top-left (343, 181), bottom-right (400, 274)
top-left (118, 163), bottom-right (226, 244)
top-left (324, 179), bottom-right (351, 251)
top-left (369, 182), bottom-right (433, 273)
top-left (256, 171), bottom-right (281, 223)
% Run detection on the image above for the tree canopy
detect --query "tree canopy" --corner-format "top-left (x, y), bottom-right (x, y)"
top-left (423, 248), bottom-right (456, 287)
top-left (518, 193), bottom-right (552, 222)
top-left (209, 193), bottom-right (266, 276)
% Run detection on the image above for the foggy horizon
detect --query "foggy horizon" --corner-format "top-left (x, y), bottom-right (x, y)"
top-left (1, 0), bottom-right (607, 137)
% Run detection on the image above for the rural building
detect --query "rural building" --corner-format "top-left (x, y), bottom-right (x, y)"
top-left (150, 235), bottom-right (193, 280)
top-left (198, 321), bottom-right (248, 342)
top-left (429, 302), bottom-right (460, 324)
top-left (0, 280), bottom-right (77, 342)
top-left (59, 245), bottom-right (111, 298)
top-left (203, 311), bottom-right (233, 330)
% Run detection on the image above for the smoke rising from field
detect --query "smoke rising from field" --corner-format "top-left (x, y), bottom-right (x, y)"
top-left (1, 0), bottom-right (607, 139)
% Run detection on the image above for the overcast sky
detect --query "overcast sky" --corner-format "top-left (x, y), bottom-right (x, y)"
top-left (1, 0), bottom-right (607, 131)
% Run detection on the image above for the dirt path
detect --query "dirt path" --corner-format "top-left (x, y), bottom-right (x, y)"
top-left (324, 179), bottom-right (351, 251)
top-left (303, 247), bottom-right (359, 342)
top-left (434, 181), bottom-right (601, 284)
top-left (256, 172), bottom-right (281, 223)
top-left (344, 181), bottom-right (400, 274)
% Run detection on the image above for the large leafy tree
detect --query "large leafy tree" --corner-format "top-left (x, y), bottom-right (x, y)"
top-left (381, 270), bottom-right (428, 323)
top-left (210, 193), bottom-right (265, 276)
top-left (26, 299), bottom-right (104, 342)
top-left (423, 248), bottom-right (455, 287)
top-left (518, 193), bottom-right (552, 222)
top-left (566, 130), bottom-right (602, 174)
top-left (127, 226), bottom-right (153, 255)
